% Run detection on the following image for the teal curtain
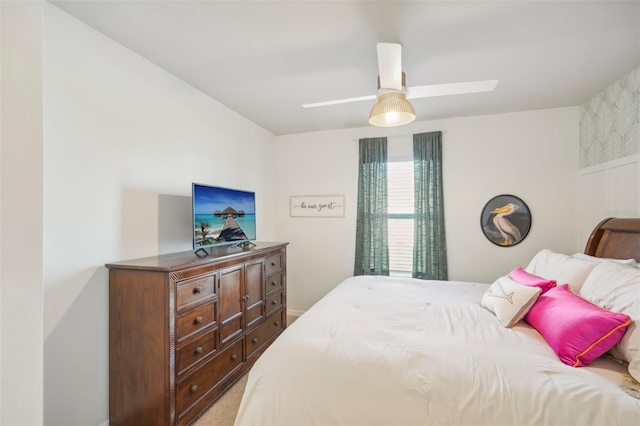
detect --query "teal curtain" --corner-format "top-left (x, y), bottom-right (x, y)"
top-left (354, 137), bottom-right (389, 276)
top-left (413, 132), bottom-right (448, 280)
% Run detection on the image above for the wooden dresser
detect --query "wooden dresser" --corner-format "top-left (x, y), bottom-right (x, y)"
top-left (106, 241), bottom-right (288, 426)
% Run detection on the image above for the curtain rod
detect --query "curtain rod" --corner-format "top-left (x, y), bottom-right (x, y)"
top-left (352, 130), bottom-right (447, 142)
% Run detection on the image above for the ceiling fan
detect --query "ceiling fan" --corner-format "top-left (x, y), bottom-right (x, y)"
top-left (302, 43), bottom-right (499, 127)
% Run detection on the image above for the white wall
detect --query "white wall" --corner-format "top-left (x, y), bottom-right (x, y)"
top-left (42, 4), bottom-right (277, 425)
top-left (1, 3), bottom-right (3, 421)
top-left (277, 107), bottom-right (579, 312)
top-left (576, 155), bottom-right (640, 248)
top-left (1, 1), bottom-right (45, 425)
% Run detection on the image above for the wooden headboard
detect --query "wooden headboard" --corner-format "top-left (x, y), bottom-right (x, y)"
top-left (585, 217), bottom-right (640, 262)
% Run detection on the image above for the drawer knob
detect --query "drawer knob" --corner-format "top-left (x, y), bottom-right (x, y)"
top-left (274, 321), bottom-right (280, 326)
top-left (252, 337), bottom-right (258, 343)
top-left (271, 281), bottom-right (276, 286)
top-left (195, 346), bottom-right (203, 355)
top-left (194, 286), bottom-right (203, 294)
top-left (271, 300), bottom-right (277, 305)
top-left (271, 261), bottom-right (276, 266)
top-left (231, 354), bottom-right (237, 361)
top-left (190, 385), bottom-right (198, 393)
top-left (195, 316), bottom-right (203, 324)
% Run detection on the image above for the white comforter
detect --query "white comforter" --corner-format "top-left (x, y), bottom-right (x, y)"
top-left (235, 276), bottom-right (640, 425)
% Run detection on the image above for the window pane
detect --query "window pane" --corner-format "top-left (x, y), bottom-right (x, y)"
top-left (387, 161), bottom-right (414, 274)
top-left (388, 161), bottom-right (414, 214)
top-left (388, 218), bottom-right (414, 273)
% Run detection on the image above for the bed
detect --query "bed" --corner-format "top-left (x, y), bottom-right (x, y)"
top-left (235, 218), bottom-right (640, 425)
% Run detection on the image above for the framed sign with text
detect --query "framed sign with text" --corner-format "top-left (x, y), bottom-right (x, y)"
top-left (290, 195), bottom-right (345, 218)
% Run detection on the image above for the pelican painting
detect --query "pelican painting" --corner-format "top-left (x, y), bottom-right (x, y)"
top-left (480, 195), bottom-right (531, 247)
top-left (491, 203), bottom-right (521, 246)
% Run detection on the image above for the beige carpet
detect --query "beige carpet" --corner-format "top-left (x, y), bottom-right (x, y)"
top-left (193, 373), bottom-right (249, 426)
top-left (192, 315), bottom-right (298, 425)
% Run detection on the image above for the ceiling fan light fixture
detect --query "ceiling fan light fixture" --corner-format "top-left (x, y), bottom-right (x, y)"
top-left (369, 92), bottom-right (416, 127)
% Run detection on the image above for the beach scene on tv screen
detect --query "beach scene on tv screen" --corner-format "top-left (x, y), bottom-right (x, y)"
top-left (194, 186), bottom-right (256, 246)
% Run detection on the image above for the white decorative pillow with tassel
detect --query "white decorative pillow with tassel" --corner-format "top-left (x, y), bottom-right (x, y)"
top-left (482, 275), bottom-right (542, 328)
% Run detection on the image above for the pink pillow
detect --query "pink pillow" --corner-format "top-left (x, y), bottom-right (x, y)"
top-left (508, 266), bottom-right (556, 293)
top-left (524, 285), bottom-right (630, 367)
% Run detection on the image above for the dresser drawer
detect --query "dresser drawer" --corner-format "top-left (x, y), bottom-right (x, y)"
top-left (176, 339), bottom-right (244, 417)
top-left (177, 329), bottom-right (218, 376)
top-left (176, 274), bottom-right (216, 312)
top-left (265, 253), bottom-right (282, 276)
top-left (246, 310), bottom-right (284, 359)
top-left (176, 301), bottom-right (216, 343)
top-left (265, 291), bottom-right (283, 317)
top-left (266, 273), bottom-right (283, 296)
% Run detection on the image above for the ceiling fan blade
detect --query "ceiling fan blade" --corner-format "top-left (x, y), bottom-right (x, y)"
top-left (377, 43), bottom-right (403, 91)
top-left (302, 94), bottom-right (376, 108)
top-left (406, 80), bottom-right (498, 99)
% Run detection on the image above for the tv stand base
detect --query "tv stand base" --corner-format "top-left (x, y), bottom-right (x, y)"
top-left (235, 241), bottom-right (257, 248)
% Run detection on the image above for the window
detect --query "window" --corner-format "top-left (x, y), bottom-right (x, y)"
top-left (387, 160), bottom-right (414, 276)
top-left (356, 132), bottom-right (446, 280)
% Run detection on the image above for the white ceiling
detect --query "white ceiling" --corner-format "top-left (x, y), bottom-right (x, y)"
top-left (51, 1), bottom-right (640, 136)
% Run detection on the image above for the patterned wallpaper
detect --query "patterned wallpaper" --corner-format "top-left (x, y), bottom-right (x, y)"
top-left (579, 66), bottom-right (640, 168)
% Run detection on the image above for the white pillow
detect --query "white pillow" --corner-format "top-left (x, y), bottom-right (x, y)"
top-left (525, 249), bottom-right (598, 294)
top-left (579, 261), bottom-right (640, 381)
top-left (572, 252), bottom-right (637, 267)
top-left (481, 275), bottom-right (541, 328)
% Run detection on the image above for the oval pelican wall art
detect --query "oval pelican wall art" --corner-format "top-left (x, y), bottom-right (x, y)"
top-left (480, 194), bottom-right (531, 247)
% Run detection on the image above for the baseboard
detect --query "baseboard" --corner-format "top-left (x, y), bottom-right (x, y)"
top-left (287, 309), bottom-right (306, 317)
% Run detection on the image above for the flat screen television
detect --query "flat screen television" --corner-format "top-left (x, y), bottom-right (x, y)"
top-left (192, 183), bottom-right (256, 248)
